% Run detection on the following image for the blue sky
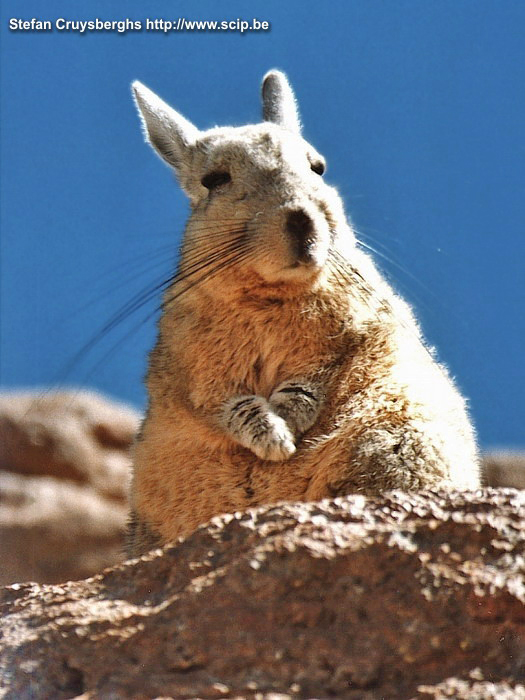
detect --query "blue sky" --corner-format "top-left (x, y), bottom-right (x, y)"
top-left (1, 0), bottom-right (524, 448)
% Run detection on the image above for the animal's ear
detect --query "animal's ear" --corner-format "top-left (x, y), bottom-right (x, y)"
top-left (261, 70), bottom-right (301, 134)
top-left (132, 81), bottom-right (200, 173)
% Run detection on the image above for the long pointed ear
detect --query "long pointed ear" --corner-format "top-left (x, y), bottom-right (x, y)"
top-left (131, 81), bottom-right (200, 173)
top-left (261, 70), bottom-right (301, 134)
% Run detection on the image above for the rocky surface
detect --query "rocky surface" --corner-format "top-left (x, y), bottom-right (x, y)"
top-left (1, 387), bottom-right (523, 587)
top-left (1, 489), bottom-right (524, 699)
top-left (0, 391), bottom-right (138, 498)
top-left (418, 677), bottom-right (525, 699)
top-left (0, 391), bottom-right (139, 584)
top-left (0, 471), bottom-right (128, 585)
top-left (484, 451), bottom-right (525, 489)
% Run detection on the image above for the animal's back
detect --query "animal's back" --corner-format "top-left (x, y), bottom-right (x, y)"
top-left (128, 71), bottom-right (479, 554)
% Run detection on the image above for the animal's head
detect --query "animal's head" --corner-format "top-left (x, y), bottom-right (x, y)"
top-left (132, 71), bottom-right (355, 295)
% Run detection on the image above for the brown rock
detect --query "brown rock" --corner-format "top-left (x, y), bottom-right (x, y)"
top-left (418, 676), bottom-right (525, 699)
top-left (0, 391), bottom-right (139, 500)
top-left (1, 489), bottom-right (524, 699)
top-left (0, 391), bottom-right (139, 584)
top-left (0, 471), bottom-right (127, 585)
top-left (483, 451), bottom-right (525, 489)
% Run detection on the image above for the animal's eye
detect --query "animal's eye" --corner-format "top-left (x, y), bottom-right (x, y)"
top-left (201, 171), bottom-right (231, 190)
top-left (311, 161), bottom-right (325, 176)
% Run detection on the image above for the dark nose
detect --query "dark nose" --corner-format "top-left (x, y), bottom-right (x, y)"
top-left (286, 210), bottom-right (313, 238)
top-left (285, 210), bottom-right (315, 263)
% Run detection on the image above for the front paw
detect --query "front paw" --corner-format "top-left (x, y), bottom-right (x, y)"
top-left (250, 411), bottom-right (296, 461)
top-left (269, 380), bottom-right (321, 436)
top-left (221, 395), bottom-right (296, 462)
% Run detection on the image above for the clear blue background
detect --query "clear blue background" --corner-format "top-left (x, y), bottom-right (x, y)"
top-left (1, 0), bottom-right (524, 448)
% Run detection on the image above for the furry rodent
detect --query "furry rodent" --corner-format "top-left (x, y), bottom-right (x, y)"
top-left (128, 70), bottom-right (480, 555)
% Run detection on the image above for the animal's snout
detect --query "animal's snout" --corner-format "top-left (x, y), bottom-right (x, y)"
top-left (286, 209), bottom-right (314, 239)
top-left (285, 209), bottom-right (316, 264)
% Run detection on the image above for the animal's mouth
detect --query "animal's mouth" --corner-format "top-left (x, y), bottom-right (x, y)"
top-left (287, 254), bottom-right (319, 269)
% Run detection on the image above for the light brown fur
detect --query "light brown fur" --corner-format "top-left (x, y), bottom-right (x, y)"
top-left (129, 71), bottom-right (479, 554)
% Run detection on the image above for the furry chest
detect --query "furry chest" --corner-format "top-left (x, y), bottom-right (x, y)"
top-left (181, 311), bottom-right (322, 406)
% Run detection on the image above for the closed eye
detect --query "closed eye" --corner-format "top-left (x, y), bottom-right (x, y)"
top-left (201, 171), bottom-right (232, 189)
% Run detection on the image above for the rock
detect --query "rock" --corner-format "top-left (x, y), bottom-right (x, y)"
top-left (0, 391), bottom-right (139, 500)
top-left (1, 489), bottom-right (524, 699)
top-left (418, 677), bottom-right (525, 699)
top-left (0, 471), bottom-right (127, 585)
top-left (0, 391), bottom-right (139, 584)
top-left (483, 451), bottom-right (525, 489)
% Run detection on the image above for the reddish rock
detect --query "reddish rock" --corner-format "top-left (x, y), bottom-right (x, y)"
top-left (1, 489), bottom-right (524, 699)
top-left (0, 391), bottom-right (139, 500)
top-left (0, 471), bottom-right (127, 585)
top-left (0, 391), bottom-right (139, 584)
top-left (483, 451), bottom-right (525, 489)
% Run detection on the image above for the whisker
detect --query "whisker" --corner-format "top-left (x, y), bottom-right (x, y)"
top-left (72, 246), bottom-right (253, 389)
top-left (54, 275), bottom-right (176, 383)
top-left (88, 246), bottom-right (255, 377)
top-left (175, 236), bottom-right (248, 282)
top-left (355, 228), bottom-right (402, 254)
top-left (162, 247), bottom-right (253, 311)
top-left (182, 219), bottom-right (249, 234)
top-left (356, 238), bottom-right (438, 302)
top-left (179, 228), bottom-right (248, 256)
top-left (168, 248), bottom-right (250, 302)
top-left (328, 249), bottom-right (436, 361)
top-left (70, 255), bottom-right (176, 322)
top-left (183, 226), bottom-right (248, 244)
top-left (62, 301), bottom-right (163, 393)
top-left (50, 226), bottom-right (251, 387)
top-left (328, 250), bottom-right (377, 307)
top-left (92, 243), bottom-right (177, 283)
top-left (186, 221), bottom-right (245, 229)
top-left (108, 235), bottom-right (247, 327)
